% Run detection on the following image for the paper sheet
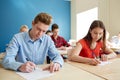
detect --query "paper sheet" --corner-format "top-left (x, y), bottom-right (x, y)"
top-left (97, 61), bottom-right (112, 66)
top-left (16, 67), bottom-right (53, 80)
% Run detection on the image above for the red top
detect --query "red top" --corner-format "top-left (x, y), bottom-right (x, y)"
top-left (51, 35), bottom-right (70, 48)
top-left (78, 39), bottom-right (103, 58)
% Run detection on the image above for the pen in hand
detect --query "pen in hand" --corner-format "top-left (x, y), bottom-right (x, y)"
top-left (92, 52), bottom-right (101, 64)
top-left (26, 58), bottom-right (36, 70)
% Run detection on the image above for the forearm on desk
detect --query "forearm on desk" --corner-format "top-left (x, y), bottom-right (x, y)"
top-left (107, 52), bottom-right (117, 59)
top-left (2, 59), bottom-right (23, 71)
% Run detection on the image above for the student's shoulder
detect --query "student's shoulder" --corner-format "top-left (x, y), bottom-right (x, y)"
top-left (77, 39), bottom-right (87, 46)
top-left (78, 39), bottom-right (85, 43)
top-left (58, 36), bottom-right (65, 39)
top-left (14, 32), bottom-right (27, 38)
top-left (43, 34), bottom-right (52, 40)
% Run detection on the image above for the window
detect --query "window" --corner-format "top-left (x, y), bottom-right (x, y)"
top-left (76, 7), bottom-right (98, 40)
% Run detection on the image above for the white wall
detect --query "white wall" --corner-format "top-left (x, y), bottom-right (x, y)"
top-left (71, 0), bottom-right (98, 40)
top-left (71, 0), bottom-right (120, 40)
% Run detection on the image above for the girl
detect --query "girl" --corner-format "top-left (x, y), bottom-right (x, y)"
top-left (68, 20), bottom-right (117, 66)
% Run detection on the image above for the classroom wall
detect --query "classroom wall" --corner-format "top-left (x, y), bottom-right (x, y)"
top-left (71, 0), bottom-right (120, 40)
top-left (71, 0), bottom-right (98, 40)
top-left (0, 0), bottom-right (71, 52)
top-left (99, 0), bottom-right (120, 38)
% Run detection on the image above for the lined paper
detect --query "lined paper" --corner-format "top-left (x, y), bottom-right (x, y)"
top-left (16, 67), bottom-right (53, 80)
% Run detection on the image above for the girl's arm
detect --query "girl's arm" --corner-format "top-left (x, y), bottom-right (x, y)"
top-left (68, 43), bottom-right (100, 65)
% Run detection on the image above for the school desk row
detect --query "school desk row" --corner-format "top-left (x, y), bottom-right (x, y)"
top-left (0, 54), bottom-right (120, 80)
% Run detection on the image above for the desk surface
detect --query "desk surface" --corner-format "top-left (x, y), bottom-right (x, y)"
top-left (57, 47), bottom-right (73, 55)
top-left (0, 63), bottom-right (105, 80)
top-left (67, 57), bottom-right (120, 80)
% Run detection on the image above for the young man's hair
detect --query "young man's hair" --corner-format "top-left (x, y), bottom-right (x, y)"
top-left (51, 23), bottom-right (59, 31)
top-left (34, 12), bottom-right (52, 25)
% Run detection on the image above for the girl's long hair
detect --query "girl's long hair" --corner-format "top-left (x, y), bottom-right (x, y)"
top-left (83, 20), bottom-right (106, 50)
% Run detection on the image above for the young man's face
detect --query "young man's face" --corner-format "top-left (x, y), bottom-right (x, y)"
top-left (31, 21), bottom-right (49, 40)
top-left (52, 29), bottom-right (59, 37)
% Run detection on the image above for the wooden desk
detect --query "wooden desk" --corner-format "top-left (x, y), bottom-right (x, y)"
top-left (67, 58), bottom-right (120, 80)
top-left (0, 63), bottom-right (105, 80)
top-left (57, 47), bottom-right (73, 55)
top-left (57, 49), bottom-right (68, 55)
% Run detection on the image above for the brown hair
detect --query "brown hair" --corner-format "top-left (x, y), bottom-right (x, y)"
top-left (83, 20), bottom-right (106, 50)
top-left (34, 12), bottom-right (52, 25)
top-left (51, 23), bottom-right (59, 31)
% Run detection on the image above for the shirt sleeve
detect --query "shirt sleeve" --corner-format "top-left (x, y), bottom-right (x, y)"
top-left (62, 37), bottom-right (70, 47)
top-left (47, 38), bottom-right (64, 67)
top-left (2, 34), bottom-right (23, 71)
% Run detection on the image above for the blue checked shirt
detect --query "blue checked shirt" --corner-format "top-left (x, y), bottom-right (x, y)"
top-left (2, 32), bottom-right (63, 71)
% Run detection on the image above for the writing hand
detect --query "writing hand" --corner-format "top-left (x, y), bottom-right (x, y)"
top-left (18, 61), bottom-right (36, 73)
top-left (89, 59), bottom-right (101, 66)
top-left (101, 54), bottom-right (108, 61)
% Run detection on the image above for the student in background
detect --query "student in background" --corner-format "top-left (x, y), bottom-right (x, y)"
top-left (106, 31), bottom-right (114, 48)
top-left (51, 23), bottom-right (70, 50)
top-left (2, 12), bottom-right (63, 73)
top-left (68, 20), bottom-right (117, 66)
top-left (46, 30), bottom-right (52, 36)
top-left (20, 25), bottom-right (29, 32)
top-left (110, 32), bottom-right (120, 47)
top-left (51, 23), bottom-right (71, 61)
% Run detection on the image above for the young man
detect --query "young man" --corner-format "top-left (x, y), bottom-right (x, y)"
top-left (2, 12), bottom-right (63, 73)
top-left (50, 23), bottom-right (71, 62)
top-left (51, 23), bottom-right (70, 50)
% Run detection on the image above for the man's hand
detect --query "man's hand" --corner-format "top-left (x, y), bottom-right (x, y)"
top-left (18, 61), bottom-right (36, 73)
top-left (43, 62), bottom-right (60, 73)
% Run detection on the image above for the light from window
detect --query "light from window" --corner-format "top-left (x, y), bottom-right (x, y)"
top-left (77, 7), bottom-right (98, 40)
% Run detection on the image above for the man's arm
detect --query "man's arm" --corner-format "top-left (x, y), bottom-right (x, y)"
top-left (2, 35), bottom-right (23, 71)
top-left (47, 38), bottom-right (64, 67)
top-left (62, 37), bottom-right (70, 47)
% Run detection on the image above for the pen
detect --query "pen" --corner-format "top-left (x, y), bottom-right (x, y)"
top-left (26, 58), bottom-right (36, 70)
top-left (92, 52), bottom-right (100, 60)
top-left (26, 58), bottom-right (29, 61)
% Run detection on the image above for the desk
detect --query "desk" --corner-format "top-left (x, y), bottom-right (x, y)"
top-left (57, 49), bottom-right (68, 55)
top-left (0, 63), bottom-right (105, 80)
top-left (67, 57), bottom-right (120, 80)
top-left (57, 47), bottom-right (73, 55)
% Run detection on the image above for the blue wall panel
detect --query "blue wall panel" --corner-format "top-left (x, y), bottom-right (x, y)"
top-left (0, 0), bottom-right (71, 52)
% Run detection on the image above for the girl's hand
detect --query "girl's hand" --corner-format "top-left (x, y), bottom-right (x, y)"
top-left (88, 59), bottom-right (101, 66)
top-left (101, 54), bottom-right (108, 61)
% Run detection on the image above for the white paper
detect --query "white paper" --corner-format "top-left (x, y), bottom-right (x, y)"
top-left (97, 61), bottom-right (112, 66)
top-left (16, 67), bottom-right (53, 80)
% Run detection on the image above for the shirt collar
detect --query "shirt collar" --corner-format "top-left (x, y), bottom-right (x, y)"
top-left (25, 30), bottom-right (43, 43)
